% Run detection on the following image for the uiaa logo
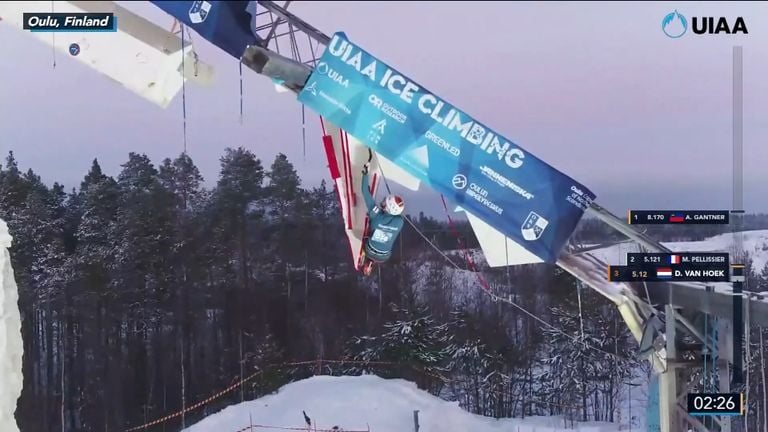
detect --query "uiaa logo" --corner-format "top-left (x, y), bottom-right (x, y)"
top-left (315, 62), bottom-right (349, 88)
top-left (662, 10), bottom-right (687, 38)
top-left (662, 10), bottom-right (748, 38)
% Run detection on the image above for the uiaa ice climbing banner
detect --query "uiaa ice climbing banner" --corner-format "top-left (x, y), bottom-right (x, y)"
top-left (298, 31), bottom-right (596, 263)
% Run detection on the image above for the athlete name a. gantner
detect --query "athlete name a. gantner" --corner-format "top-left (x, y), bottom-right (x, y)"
top-left (693, 214), bottom-right (726, 221)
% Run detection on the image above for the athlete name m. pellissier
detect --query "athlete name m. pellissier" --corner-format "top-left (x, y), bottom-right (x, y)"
top-left (326, 34), bottom-right (525, 170)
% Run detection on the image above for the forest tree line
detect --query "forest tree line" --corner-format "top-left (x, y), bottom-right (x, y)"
top-left (2, 149), bottom-right (768, 431)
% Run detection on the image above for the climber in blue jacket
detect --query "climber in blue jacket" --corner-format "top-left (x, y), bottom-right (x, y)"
top-left (359, 162), bottom-right (405, 276)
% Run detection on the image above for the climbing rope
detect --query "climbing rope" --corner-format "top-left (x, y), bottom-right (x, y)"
top-left (301, 105), bottom-right (307, 160)
top-left (50, 0), bottom-right (56, 68)
top-left (239, 60), bottom-right (245, 124)
top-left (576, 280), bottom-right (586, 340)
top-left (180, 24), bottom-right (189, 153)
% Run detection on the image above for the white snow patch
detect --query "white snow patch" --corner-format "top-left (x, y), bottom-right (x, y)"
top-left (183, 375), bottom-right (620, 432)
top-left (0, 219), bottom-right (22, 432)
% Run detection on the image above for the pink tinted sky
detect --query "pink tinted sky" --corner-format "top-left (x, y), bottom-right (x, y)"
top-left (0, 1), bottom-right (766, 215)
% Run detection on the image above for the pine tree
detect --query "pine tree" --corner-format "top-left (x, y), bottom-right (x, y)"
top-left (111, 153), bottom-right (176, 309)
top-left (444, 309), bottom-right (508, 416)
top-left (158, 153), bottom-right (205, 211)
top-left (758, 262), bottom-right (768, 292)
top-left (308, 180), bottom-right (345, 278)
top-left (346, 304), bottom-right (451, 389)
top-left (0, 151), bottom-right (29, 218)
top-left (264, 153), bottom-right (307, 270)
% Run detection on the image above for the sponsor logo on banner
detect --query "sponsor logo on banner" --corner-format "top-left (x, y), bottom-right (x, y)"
top-left (367, 119), bottom-right (386, 144)
top-left (189, 1), bottom-right (212, 24)
top-left (479, 165), bottom-right (533, 200)
top-left (304, 81), bottom-right (318, 96)
top-left (301, 80), bottom-right (351, 114)
top-left (521, 212), bottom-right (549, 241)
top-left (466, 183), bottom-right (503, 215)
top-left (425, 131), bottom-right (460, 157)
top-left (368, 95), bottom-right (406, 123)
top-left (316, 62), bottom-right (349, 88)
top-left (452, 174), bottom-right (467, 190)
top-left (566, 185), bottom-right (592, 211)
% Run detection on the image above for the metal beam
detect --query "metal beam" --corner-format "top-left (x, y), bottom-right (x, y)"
top-left (645, 282), bottom-right (768, 327)
top-left (719, 319), bottom-right (733, 432)
top-left (660, 305), bottom-right (678, 432)
top-left (587, 203), bottom-right (672, 254)
top-left (257, 1), bottom-right (330, 45)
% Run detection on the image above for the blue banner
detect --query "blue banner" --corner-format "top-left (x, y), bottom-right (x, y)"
top-left (298, 32), bottom-right (596, 263)
top-left (150, 1), bottom-right (260, 59)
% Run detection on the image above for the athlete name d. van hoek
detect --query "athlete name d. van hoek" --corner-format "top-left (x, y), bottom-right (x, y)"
top-left (326, 34), bottom-right (526, 170)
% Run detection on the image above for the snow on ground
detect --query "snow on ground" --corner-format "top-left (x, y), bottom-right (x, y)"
top-left (183, 375), bottom-right (621, 432)
top-left (586, 229), bottom-right (768, 274)
top-left (0, 220), bottom-right (22, 432)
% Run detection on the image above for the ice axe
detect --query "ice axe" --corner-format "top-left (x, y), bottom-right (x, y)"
top-left (362, 148), bottom-right (373, 175)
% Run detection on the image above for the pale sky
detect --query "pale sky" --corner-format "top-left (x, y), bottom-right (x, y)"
top-left (1, 1), bottom-right (766, 216)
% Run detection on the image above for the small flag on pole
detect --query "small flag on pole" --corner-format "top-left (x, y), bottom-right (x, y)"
top-left (657, 268), bottom-right (673, 278)
top-left (669, 213), bottom-right (685, 223)
top-left (670, 254), bottom-right (681, 264)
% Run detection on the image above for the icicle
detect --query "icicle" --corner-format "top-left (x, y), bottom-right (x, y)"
top-left (239, 59), bottom-right (244, 125)
top-left (180, 24), bottom-right (188, 153)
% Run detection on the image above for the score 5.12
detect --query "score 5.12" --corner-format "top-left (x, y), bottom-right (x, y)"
top-left (608, 266), bottom-right (649, 282)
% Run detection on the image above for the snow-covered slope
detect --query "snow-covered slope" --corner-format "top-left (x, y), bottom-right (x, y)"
top-left (184, 375), bottom-right (620, 432)
top-left (0, 219), bottom-right (22, 432)
top-left (586, 229), bottom-right (768, 273)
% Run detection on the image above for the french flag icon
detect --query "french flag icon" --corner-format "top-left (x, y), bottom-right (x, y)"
top-left (670, 254), bottom-right (681, 264)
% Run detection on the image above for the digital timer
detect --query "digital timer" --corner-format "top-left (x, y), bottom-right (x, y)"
top-left (687, 393), bottom-right (743, 416)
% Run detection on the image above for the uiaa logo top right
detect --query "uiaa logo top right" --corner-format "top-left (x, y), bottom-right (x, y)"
top-left (662, 10), bottom-right (748, 38)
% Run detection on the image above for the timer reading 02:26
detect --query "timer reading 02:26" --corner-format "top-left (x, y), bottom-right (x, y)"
top-left (687, 393), bottom-right (742, 416)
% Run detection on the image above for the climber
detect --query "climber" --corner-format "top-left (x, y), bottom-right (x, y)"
top-left (360, 162), bottom-right (405, 276)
